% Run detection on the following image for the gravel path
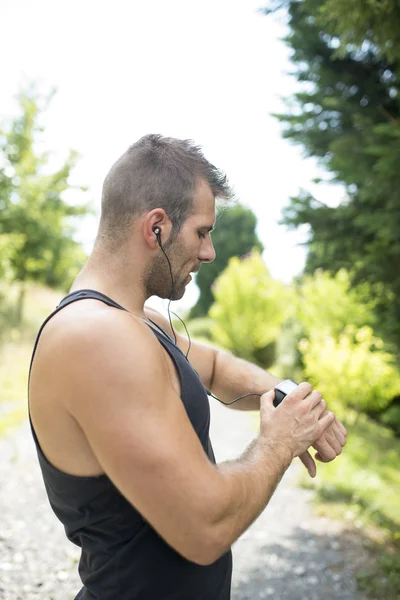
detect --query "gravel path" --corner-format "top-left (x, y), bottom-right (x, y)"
top-left (0, 400), bottom-right (371, 600)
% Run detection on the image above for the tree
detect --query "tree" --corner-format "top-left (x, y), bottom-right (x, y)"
top-left (316, 0), bottom-right (400, 64)
top-left (0, 87), bottom-right (91, 324)
top-left (299, 326), bottom-right (400, 419)
top-left (264, 0), bottom-right (400, 350)
top-left (266, 0), bottom-right (400, 63)
top-left (189, 204), bottom-right (263, 318)
top-left (273, 268), bottom-right (379, 381)
top-left (271, 268), bottom-right (400, 423)
top-left (296, 269), bottom-right (377, 338)
top-left (208, 251), bottom-right (292, 365)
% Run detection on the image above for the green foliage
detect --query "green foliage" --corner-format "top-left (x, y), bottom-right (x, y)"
top-left (265, 0), bottom-right (400, 350)
top-left (209, 251), bottom-right (291, 365)
top-left (0, 280), bottom-right (19, 344)
top-left (307, 412), bottom-right (400, 532)
top-left (0, 341), bottom-right (31, 406)
top-left (299, 326), bottom-right (400, 417)
top-left (299, 411), bottom-right (400, 599)
top-left (358, 551), bottom-right (400, 600)
top-left (296, 269), bottom-right (376, 337)
top-left (0, 283), bottom-right (65, 436)
top-left (190, 204), bottom-right (263, 318)
top-left (379, 402), bottom-right (400, 436)
top-left (272, 269), bottom-right (380, 384)
top-left (0, 87), bottom-right (91, 323)
top-left (317, 0), bottom-right (400, 64)
top-left (271, 317), bottom-right (305, 382)
top-left (270, 269), bottom-right (400, 422)
top-left (180, 317), bottom-right (215, 343)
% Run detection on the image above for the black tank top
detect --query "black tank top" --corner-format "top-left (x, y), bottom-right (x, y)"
top-left (28, 289), bottom-right (232, 600)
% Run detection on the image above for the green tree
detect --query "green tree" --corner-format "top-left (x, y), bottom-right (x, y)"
top-left (296, 269), bottom-right (377, 338)
top-left (265, 0), bottom-right (400, 350)
top-left (189, 204), bottom-right (263, 318)
top-left (317, 0), bottom-right (400, 64)
top-left (209, 251), bottom-right (292, 365)
top-left (267, 0), bottom-right (400, 63)
top-left (299, 326), bottom-right (400, 419)
top-left (273, 268), bottom-right (378, 381)
top-left (286, 269), bottom-right (400, 428)
top-left (0, 88), bottom-right (91, 324)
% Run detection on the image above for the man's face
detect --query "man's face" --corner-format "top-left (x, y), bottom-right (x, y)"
top-left (145, 180), bottom-right (216, 300)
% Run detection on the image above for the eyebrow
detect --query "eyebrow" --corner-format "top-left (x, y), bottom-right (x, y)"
top-left (198, 225), bottom-right (215, 233)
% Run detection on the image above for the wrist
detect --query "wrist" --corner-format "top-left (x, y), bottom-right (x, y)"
top-left (259, 434), bottom-right (293, 471)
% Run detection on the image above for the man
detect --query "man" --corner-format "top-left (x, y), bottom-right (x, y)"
top-left (28, 134), bottom-right (346, 600)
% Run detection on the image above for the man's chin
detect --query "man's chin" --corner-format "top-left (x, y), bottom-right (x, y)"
top-left (172, 288), bottom-right (185, 301)
top-left (155, 286), bottom-right (185, 302)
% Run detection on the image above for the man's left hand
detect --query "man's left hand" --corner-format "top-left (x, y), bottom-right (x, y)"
top-left (299, 410), bottom-right (347, 478)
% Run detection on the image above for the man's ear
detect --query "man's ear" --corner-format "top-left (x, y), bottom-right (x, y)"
top-left (143, 209), bottom-right (171, 248)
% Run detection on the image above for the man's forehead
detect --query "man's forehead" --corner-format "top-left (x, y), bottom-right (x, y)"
top-left (191, 180), bottom-right (216, 223)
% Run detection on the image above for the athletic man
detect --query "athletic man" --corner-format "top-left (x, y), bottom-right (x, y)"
top-left (28, 134), bottom-right (346, 600)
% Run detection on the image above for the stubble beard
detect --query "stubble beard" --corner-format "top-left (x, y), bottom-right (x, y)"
top-left (143, 238), bottom-right (188, 301)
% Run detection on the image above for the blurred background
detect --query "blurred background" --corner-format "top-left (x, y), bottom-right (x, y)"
top-left (1, 0), bottom-right (400, 597)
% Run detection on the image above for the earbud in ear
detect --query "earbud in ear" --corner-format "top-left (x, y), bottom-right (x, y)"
top-left (153, 226), bottom-right (162, 248)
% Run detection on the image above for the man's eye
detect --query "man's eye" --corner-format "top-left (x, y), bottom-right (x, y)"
top-left (198, 231), bottom-right (206, 239)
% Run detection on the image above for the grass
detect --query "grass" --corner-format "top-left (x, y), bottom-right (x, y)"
top-left (0, 342), bottom-right (31, 435)
top-left (299, 409), bottom-right (400, 599)
top-left (0, 283), bottom-right (63, 437)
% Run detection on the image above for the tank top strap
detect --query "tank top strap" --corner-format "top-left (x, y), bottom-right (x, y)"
top-left (28, 289), bottom-right (128, 381)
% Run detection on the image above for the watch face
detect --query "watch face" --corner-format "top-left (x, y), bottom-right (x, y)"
top-left (276, 380), bottom-right (298, 395)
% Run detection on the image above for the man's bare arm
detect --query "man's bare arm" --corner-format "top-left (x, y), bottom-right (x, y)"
top-left (53, 309), bottom-right (333, 566)
top-left (144, 307), bottom-right (347, 469)
top-left (144, 306), bottom-right (279, 408)
top-left (209, 349), bottom-right (281, 410)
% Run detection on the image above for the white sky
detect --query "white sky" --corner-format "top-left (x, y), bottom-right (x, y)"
top-left (1, 0), bottom-right (345, 313)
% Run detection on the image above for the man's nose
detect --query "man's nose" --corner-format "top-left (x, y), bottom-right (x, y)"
top-left (199, 237), bottom-right (216, 263)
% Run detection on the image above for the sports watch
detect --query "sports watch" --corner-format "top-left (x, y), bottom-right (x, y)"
top-left (273, 379), bottom-right (298, 407)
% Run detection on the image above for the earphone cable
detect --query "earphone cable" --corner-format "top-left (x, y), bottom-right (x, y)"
top-left (158, 243), bottom-right (177, 346)
top-left (168, 309), bottom-right (192, 359)
top-left (157, 233), bottom-right (262, 406)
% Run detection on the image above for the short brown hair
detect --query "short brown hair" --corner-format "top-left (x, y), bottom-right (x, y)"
top-left (98, 134), bottom-right (234, 245)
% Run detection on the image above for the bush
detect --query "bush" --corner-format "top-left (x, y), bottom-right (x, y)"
top-left (299, 326), bottom-right (400, 418)
top-left (209, 252), bottom-right (293, 365)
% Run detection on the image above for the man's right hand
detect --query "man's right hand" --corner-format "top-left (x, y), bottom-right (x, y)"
top-left (259, 383), bottom-right (335, 462)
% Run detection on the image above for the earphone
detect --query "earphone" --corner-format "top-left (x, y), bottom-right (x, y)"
top-left (151, 225), bottom-right (263, 407)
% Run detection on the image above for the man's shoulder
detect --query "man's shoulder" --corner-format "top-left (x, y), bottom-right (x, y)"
top-left (144, 305), bottom-right (170, 329)
top-left (38, 298), bottom-right (158, 367)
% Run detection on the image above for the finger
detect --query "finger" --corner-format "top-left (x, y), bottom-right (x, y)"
top-left (318, 408), bottom-right (346, 446)
top-left (317, 410), bottom-right (335, 435)
top-left (260, 389), bottom-right (276, 415)
top-left (324, 432), bottom-right (342, 456)
top-left (332, 418), bottom-right (346, 447)
top-left (314, 398), bottom-right (327, 418)
top-left (314, 437), bottom-right (337, 461)
top-left (299, 450), bottom-right (316, 478)
top-left (286, 382), bottom-right (313, 402)
top-left (327, 417), bottom-right (346, 447)
top-left (314, 450), bottom-right (337, 463)
top-left (316, 423), bottom-right (343, 457)
top-left (335, 417), bottom-right (348, 439)
top-left (307, 389), bottom-right (323, 410)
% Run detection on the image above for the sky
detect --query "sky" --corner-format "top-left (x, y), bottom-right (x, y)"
top-left (1, 0), bottom-right (345, 312)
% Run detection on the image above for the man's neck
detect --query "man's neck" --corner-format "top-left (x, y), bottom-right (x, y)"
top-left (70, 257), bottom-right (148, 317)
